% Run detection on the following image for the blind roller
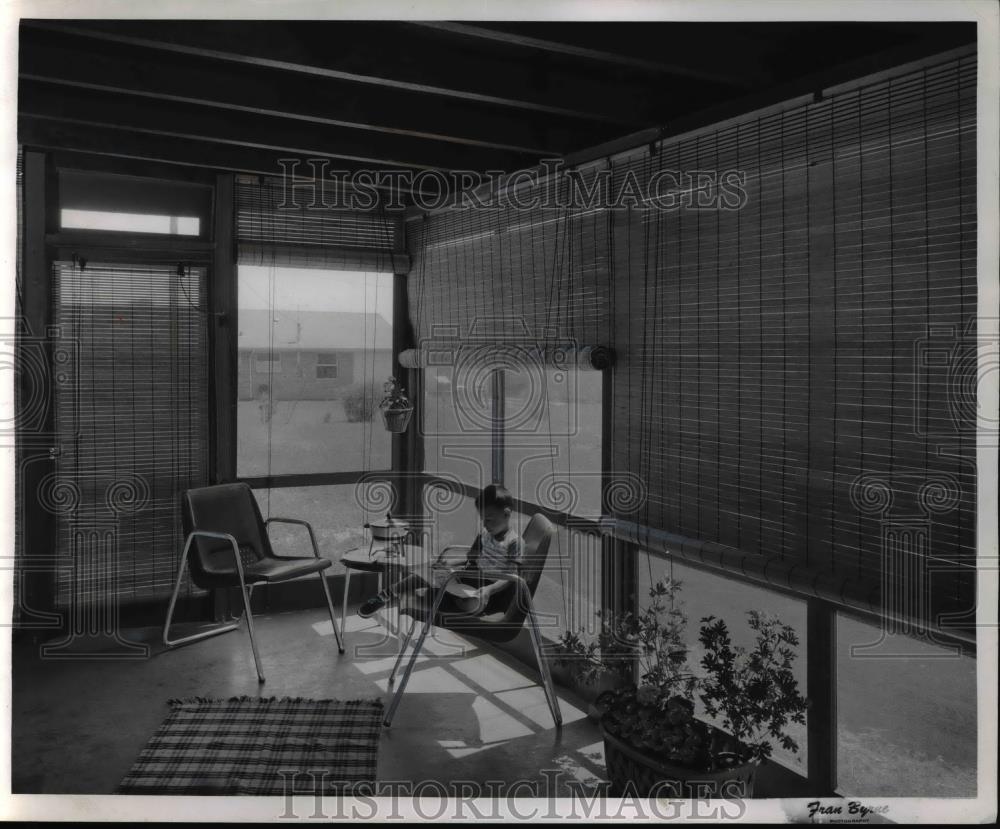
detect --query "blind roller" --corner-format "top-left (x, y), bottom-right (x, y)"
top-left (407, 50), bottom-right (977, 633)
top-left (52, 261), bottom-right (210, 606)
top-left (235, 175), bottom-right (408, 272)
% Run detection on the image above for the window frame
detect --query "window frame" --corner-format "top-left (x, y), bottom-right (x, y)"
top-left (233, 265), bottom-right (400, 489)
top-left (315, 351), bottom-right (339, 379)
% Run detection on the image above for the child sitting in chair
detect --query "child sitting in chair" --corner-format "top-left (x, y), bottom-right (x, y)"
top-left (358, 483), bottom-right (523, 618)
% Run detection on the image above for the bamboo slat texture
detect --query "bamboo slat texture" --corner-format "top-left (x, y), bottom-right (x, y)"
top-left (406, 53), bottom-right (977, 633)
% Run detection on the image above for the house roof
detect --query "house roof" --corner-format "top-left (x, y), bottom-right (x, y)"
top-left (238, 309), bottom-right (393, 350)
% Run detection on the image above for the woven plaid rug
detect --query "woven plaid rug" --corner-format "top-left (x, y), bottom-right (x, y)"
top-left (118, 696), bottom-right (383, 795)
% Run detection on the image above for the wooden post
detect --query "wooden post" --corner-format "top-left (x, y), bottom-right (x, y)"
top-left (491, 368), bottom-right (505, 485)
top-left (807, 598), bottom-right (838, 795)
top-left (18, 150), bottom-right (59, 633)
top-left (391, 271), bottom-right (422, 518)
top-left (211, 173), bottom-right (237, 485)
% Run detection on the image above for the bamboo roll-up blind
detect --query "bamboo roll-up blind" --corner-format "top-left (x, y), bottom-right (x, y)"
top-left (408, 202), bottom-right (612, 348)
top-left (235, 174), bottom-right (406, 272)
top-left (52, 261), bottom-right (210, 605)
top-left (407, 50), bottom-right (977, 631)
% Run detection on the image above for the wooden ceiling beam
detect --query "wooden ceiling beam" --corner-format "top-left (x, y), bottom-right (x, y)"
top-left (18, 116), bottom-right (449, 199)
top-left (411, 21), bottom-right (758, 88)
top-left (20, 31), bottom-right (616, 156)
top-left (19, 78), bottom-right (538, 172)
top-left (22, 20), bottom-right (657, 126)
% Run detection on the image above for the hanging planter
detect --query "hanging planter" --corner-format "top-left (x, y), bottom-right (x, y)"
top-left (379, 377), bottom-right (414, 433)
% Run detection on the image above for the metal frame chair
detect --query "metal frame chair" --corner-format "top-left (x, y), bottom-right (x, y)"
top-left (163, 483), bottom-right (344, 682)
top-left (382, 513), bottom-right (562, 728)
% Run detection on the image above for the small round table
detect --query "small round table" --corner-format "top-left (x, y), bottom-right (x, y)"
top-left (340, 544), bottom-right (429, 643)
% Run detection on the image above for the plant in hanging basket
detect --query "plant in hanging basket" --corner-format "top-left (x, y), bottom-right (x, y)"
top-left (556, 574), bottom-right (808, 798)
top-left (378, 377), bottom-right (414, 433)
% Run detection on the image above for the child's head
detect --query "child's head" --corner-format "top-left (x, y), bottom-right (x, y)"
top-left (475, 484), bottom-right (513, 536)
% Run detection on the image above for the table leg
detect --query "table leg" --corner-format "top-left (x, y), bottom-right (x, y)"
top-left (376, 570), bottom-right (400, 637)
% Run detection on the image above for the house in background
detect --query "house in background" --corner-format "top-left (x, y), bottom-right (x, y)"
top-left (237, 309), bottom-right (393, 400)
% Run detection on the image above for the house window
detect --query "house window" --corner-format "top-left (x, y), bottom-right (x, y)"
top-left (316, 353), bottom-right (339, 379)
top-left (254, 351), bottom-right (282, 373)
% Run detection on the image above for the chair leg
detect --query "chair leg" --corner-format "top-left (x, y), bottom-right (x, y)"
top-left (317, 570), bottom-right (345, 654)
top-left (526, 604), bottom-right (563, 728)
top-left (383, 620), bottom-right (432, 727)
top-left (163, 536), bottom-right (240, 648)
top-left (388, 617), bottom-right (418, 686)
top-left (238, 582), bottom-right (265, 683)
top-left (341, 567), bottom-right (351, 650)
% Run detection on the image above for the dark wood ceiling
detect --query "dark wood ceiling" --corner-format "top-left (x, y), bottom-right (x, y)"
top-left (18, 19), bottom-right (976, 197)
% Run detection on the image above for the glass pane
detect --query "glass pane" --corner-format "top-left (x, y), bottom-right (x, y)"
top-left (237, 266), bottom-right (393, 476)
top-left (505, 368), bottom-right (602, 517)
top-left (836, 613), bottom-right (976, 796)
top-left (636, 553), bottom-right (809, 774)
top-left (526, 517), bottom-right (603, 641)
top-left (253, 484), bottom-right (375, 576)
top-left (424, 491), bottom-right (480, 556)
top-left (61, 208), bottom-right (199, 235)
top-left (423, 363), bottom-right (492, 489)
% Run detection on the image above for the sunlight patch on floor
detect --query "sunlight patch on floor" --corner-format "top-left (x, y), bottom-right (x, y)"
top-left (450, 653), bottom-right (538, 693)
top-left (373, 664), bottom-right (471, 695)
top-left (495, 686), bottom-right (586, 727)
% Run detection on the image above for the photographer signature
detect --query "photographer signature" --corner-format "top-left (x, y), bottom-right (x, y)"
top-left (807, 800), bottom-right (891, 822)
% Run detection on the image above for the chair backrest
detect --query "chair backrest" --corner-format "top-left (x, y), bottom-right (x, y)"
top-left (182, 483), bottom-right (273, 588)
top-left (473, 513), bottom-right (556, 635)
top-left (517, 513), bottom-right (556, 598)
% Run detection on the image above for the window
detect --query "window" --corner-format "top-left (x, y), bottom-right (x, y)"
top-left (517, 511), bottom-right (603, 640)
top-left (422, 358), bottom-right (605, 644)
top-left (60, 208), bottom-right (200, 236)
top-left (237, 266), bottom-right (393, 477)
top-left (316, 352), bottom-right (339, 379)
top-left (505, 367), bottom-right (602, 518)
top-left (253, 484), bottom-right (370, 576)
top-left (835, 613), bottom-right (975, 796)
top-left (254, 351), bottom-right (283, 373)
top-left (636, 554), bottom-right (808, 774)
top-left (422, 363), bottom-right (493, 490)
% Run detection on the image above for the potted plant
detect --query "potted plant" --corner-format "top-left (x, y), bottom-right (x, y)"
top-left (556, 574), bottom-right (808, 798)
top-left (378, 376), bottom-right (414, 433)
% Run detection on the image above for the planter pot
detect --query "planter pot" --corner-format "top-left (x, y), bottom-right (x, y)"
top-left (602, 727), bottom-right (758, 798)
top-left (380, 405), bottom-right (413, 433)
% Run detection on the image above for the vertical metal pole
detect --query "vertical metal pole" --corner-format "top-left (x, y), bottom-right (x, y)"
top-left (807, 598), bottom-right (838, 795)
top-left (492, 368), bottom-right (505, 485)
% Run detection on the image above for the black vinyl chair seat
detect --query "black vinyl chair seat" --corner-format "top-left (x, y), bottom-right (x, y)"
top-left (247, 555), bottom-right (332, 583)
top-left (198, 548), bottom-right (333, 589)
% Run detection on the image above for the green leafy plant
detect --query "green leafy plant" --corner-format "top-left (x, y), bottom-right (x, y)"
top-left (698, 611), bottom-right (808, 763)
top-left (556, 574), bottom-right (808, 770)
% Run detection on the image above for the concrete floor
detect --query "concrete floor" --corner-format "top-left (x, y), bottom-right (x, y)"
top-left (10, 604), bottom-right (606, 797)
